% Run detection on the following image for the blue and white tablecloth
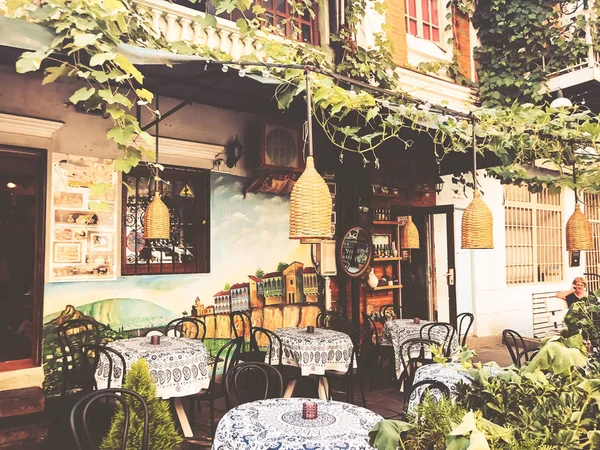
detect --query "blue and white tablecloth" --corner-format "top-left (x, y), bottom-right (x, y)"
top-left (212, 398), bottom-right (383, 450)
top-left (94, 336), bottom-right (210, 399)
top-left (267, 327), bottom-right (354, 376)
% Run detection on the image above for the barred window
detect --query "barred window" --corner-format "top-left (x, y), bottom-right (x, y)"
top-left (405, 0), bottom-right (441, 42)
top-left (584, 192), bottom-right (600, 292)
top-left (505, 185), bottom-right (563, 285)
top-left (122, 165), bottom-right (210, 275)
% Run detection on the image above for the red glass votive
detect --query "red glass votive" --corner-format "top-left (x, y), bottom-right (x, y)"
top-left (307, 326), bottom-right (315, 333)
top-left (413, 318), bottom-right (421, 324)
top-left (150, 335), bottom-right (161, 345)
top-left (302, 401), bottom-right (318, 419)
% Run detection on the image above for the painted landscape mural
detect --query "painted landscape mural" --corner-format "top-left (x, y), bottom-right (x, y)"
top-left (42, 172), bottom-right (320, 395)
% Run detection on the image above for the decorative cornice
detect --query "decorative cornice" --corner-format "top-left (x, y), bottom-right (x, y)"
top-left (0, 113), bottom-right (64, 139)
top-left (149, 135), bottom-right (224, 169)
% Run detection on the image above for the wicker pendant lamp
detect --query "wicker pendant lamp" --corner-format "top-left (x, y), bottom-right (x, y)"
top-left (289, 69), bottom-right (333, 244)
top-left (401, 215), bottom-right (420, 249)
top-left (461, 123), bottom-right (493, 249)
top-left (143, 95), bottom-right (170, 240)
top-left (566, 166), bottom-right (593, 250)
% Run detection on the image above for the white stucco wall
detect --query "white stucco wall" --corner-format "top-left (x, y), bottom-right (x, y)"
top-left (436, 171), bottom-right (584, 338)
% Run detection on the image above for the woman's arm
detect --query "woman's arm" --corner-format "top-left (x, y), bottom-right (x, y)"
top-left (556, 289), bottom-right (574, 300)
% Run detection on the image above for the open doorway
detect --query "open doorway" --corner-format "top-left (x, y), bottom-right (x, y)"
top-left (0, 146), bottom-right (45, 369)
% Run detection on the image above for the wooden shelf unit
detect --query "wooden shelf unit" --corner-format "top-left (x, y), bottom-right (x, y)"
top-left (373, 257), bottom-right (401, 262)
top-left (371, 285), bottom-right (402, 291)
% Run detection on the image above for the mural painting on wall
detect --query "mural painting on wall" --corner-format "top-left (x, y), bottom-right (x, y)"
top-left (49, 153), bottom-right (118, 281)
top-left (42, 172), bottom-right (321, 395)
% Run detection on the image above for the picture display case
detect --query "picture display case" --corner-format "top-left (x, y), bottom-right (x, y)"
top-left (49, 153), bottom-right (118, 281)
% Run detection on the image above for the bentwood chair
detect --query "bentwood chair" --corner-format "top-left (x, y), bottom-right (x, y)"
top-left (224, 362), bottom-right (284, 409)
top-left (456, 313), bottom-right (474, 347)
top-left (57, 318), bottom-right (102, 396)
top-left (502, 329), bottom-right (527, 366)
top-left (516, 347), bottom-right (540, 368)
top-left (83, 344), bottom-right (127, 390)
top-left (165, 317), bottom-right (206, 340)
top-left (402, 379), bottom-right (451, 419)
top-left (419, 322), bottom-right (456, 357)
top-left (186, 337), bottom-right (243, 436)
top-left (316, 311), bottom-right (344, 329)
top-left (398, 337), bottom-right (439, 393)
top-left (380, 304), bottom-right (402, 321)
top-left (70, 388), bottom-right (149, 450)
top-left (230, 311), bottom-right (253, 358)
top-left (362, 312), bottom-right (394, 387)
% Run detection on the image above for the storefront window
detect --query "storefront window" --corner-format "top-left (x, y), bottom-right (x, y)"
top-left (122, 165), bottom-right (210, 275)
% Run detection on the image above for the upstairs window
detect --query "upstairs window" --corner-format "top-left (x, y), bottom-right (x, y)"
top-left (405, 0), bottom-right (441, 42)
top-left (122, 165), bottom-right (210, 275)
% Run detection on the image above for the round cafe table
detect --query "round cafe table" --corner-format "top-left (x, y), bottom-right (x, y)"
top-left (212, 397), bottom-right (383, 450)
top-left (94, 336), bottom-right (210, 439)
top-left (381, 319), bottom-right (459, 380)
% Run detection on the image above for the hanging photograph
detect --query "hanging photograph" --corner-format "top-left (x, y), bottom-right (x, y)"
top-left (49, 153), bottom-right (118, 282)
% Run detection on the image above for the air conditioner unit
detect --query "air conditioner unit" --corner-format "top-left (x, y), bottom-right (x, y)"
top-left (260, 124), bottom-right (304, 171)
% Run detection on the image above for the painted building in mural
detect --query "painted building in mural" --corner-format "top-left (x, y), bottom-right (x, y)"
top-left (263, 272), bottom-right (284, 305)
top-left (230, 282), bottom-right (250, 312)
top-left (303, 267), bottom-right (319, 303)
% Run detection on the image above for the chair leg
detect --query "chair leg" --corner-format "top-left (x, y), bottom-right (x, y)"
top-left (209, 398), bottom-right (215, 437)
top-left (358, 373), bottom-right (367, 407)
top-left (189, 399), bottom-right (195, 424)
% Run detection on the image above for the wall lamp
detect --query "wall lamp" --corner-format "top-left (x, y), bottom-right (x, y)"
top-left (214, 135), bottom-right (244, 169)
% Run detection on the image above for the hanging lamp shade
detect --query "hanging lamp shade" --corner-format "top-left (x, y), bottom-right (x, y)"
top-left (289, 155), bottom-right (333, 244)
top-left (144, 191), bottom-right (170, 239)
top-left (566, 204), bottom-right (593, 250)
top-left (401, 216), bottom-right (420, 249)
top-left (461, 190), bottom-right (493, 249)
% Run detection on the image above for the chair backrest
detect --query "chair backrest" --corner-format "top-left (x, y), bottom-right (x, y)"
top-left (144, 329), bottom-right (165, 337)
top-left (330, 314), bottom-right (360, 344)
top-left (516, 347), bottom-right (540, 368)
top-left (315, 311), bottom-right (343, 329)
top-left (398, 338), bottom-right (439, 390)
top-left (224, 362), bottom-right (283, 409)
top-left (502, 329), bottom-right (527, 366)
top-left (456, 313), bottom-right (474, 347)
top-left (403, 379), bottom-right (451, 417)
top-left (419, 322), bottom-right (456, 357)
top-left (230, 311), bottom-right (252, 341)
top-left (165, 317), bottom-right (206, 340)
top-left (379, 304), bottom-right (401, 321)
top-left (250, 327), bottom-right (282, 365)
top-left (357, 329), bottom-right (376, 370)
top-left (362, 312), bottom-right (381, 345)
top-left (70, 388), bottom-right (149, 450)
top-left (83, 344), bottom-right (127, 390)
top-left (209, 337), bottom-right (243, 391)
top-left (56, 319), bottom-right (101, 391)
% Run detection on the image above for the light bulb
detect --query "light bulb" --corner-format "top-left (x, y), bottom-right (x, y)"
top-left (6, 182), bottom-right (16, 189)
top-left (239, 69), bottom-right (246, 77)
top-left (221, 65), bottom-right (229, 73)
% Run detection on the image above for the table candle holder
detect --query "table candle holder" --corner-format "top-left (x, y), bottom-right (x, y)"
top-left (413, 317), bottom-right (421, 324)
top-left (302, 401), bottom-right (318, 419)
top-left (306, 326), bottom-right (315, 333)
top-left (150, 335), bottom-right (161, 345)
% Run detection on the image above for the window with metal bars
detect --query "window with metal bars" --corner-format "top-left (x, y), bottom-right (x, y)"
top-left (172, 0), bottom-right (319, 44)
top-left (405, 0), bottom-right (441, 42)
top-left (122, 165), bottom-right (210, 275)
top-left (584, 192), bottom-right (600, 292)
top-left (504, 185), bottom-right (563, 285)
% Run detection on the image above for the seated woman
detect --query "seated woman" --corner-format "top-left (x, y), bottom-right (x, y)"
top-left (556, 276), bottom-right (588, 307)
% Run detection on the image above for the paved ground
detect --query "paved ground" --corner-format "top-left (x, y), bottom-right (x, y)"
top-left (41, 336), bottom-right (512, 450)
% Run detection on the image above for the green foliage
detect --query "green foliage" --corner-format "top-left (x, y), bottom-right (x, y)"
top-left (563, 293), bottom-right (600, 350)
top-left (224, 282), bottom-right (231, 291)
top-left (255, 268), bottom-right (265, 278)
top-left (276, 261), bottom-right (289, 272)
top-left (101, 359), bottom-right (182, 450)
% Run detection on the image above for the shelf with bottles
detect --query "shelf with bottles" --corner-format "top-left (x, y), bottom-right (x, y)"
top-left (372, 243), bottom-right (399, 260)
top-left (371, 285), bottom-right (402, 291)
top-left (373, 257), bottom-right (401, 262)
top-left (372, 208), bottom-right (394, 222)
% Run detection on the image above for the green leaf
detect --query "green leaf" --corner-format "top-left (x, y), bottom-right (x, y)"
top-left (72, 32), bottom-right (100, 48)
top-left (42, 64), bottom-right (70, 85)
top-left (106, 125), bottom-right (137, 145)
top-left (368, 420), bottom-right (414, 450)
top-left (89, 52), bottom-right (117, 67)
top-left (69, 87), bottom-right (96, 105)
top-left (16, 49), bottom-right (49, 74)
top-left (587, 430), bottom-right (600, 449)
top-left (113, 54), bottom-right (143, 84)
top-left (114, 158), bottom-right (133, 173)
top-left (135, 88), bottom-right (153, 103)
top-left (106, 107), bottom-right (125, 120)
top-left (194, 14), bottom-right (218, 28)
top-left (578, 379), bottom-right (600, 404)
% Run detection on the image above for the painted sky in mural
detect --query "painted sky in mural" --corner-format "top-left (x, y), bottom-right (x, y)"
top-left (44, 172), bottom-right (310, 320)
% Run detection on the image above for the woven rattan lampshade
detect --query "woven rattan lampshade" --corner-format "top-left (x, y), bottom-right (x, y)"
top-left (566, 204), bottom-right (593, 250)
top-left (289, 155), bottom-right (333, 244)
top-left (401, 216), bottom-right (420, 249)
top-left (143, 191), bottom-right (170, 239)
top-left (461, 190), bottom-right (493, 249)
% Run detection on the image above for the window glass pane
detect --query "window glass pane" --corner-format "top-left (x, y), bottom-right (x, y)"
top-left (275, 0), bottom-right (286, 13)
top-left (432, 27), bottom-right (439, 41)
top-left (409, 19), bottom-right (417, 35)
top-left (423, 25), bottom-right (430, 40)
top-left (421, 0), bottom-right (430, 22)
top-left (406, 0), bottom-right (416, 17)
top-left (301, 23), bottom-right (311, 42)
top-left (430, 0), bottom-right (439, 25)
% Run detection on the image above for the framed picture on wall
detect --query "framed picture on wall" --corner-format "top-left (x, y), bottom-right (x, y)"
top-left (89, 232), bottom-right (113, 252)
top-left (53, 242), bottom-right (82, 264)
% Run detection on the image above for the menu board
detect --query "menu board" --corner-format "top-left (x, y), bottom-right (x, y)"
top-left (49, 153), bottom-right (118, 282)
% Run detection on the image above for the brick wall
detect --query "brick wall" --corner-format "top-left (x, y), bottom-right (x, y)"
top-left (453, 8), bottom-right (473, 81)
top-left (387, 0), bottom-right (408, 66)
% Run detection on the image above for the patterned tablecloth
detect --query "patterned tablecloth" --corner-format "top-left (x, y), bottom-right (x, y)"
top-left (212, 397), bottom-right (383, 450)
top-left (94, 337), bottom-right (210, 399)
top-left (267, 327), bottom-right (354, 376)
top-left (381, 319), bottom-right (459, 379)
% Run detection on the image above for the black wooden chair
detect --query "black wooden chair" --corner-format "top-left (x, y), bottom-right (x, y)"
top-left (315, 311), bottom-right (344, 329)
top-left (83, 344), bottom-right (126, 390)
top-left (251, 327), bottom-right (302, 391)
top-left (224, 362), bottom-right (284, 409)
top-left (362, 312), bottom-right (395, 388)
top-left (380, 304), bottom-right (402, 321)
top-left (165, 317), bottom-right (206, 340)
top-left (186, 337), bottom-right (243, 436)
top-left (419, 322), bottom-right (456, 357)
top-left (502, 329), bottom-right (527, 366)
top-left (143, 328), bottom-right (164, 337)
top-left (456, 313), bottom-right (474, 347)
top-left (70, 388), bottom-right (149, 450)
top-left (402, 379), bottom-right (451, 419)
top-left (57, 318), bottom-right (102, 396)
top-left (230, 311), bottom-right (252, 357)
top-left (398, 337), bottom-right (439, 393)
top-left (516, 347), bottom-right (540, 368)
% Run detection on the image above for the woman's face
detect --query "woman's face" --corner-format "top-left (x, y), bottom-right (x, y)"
top-left (575, 282), bottom-right (586, 295)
